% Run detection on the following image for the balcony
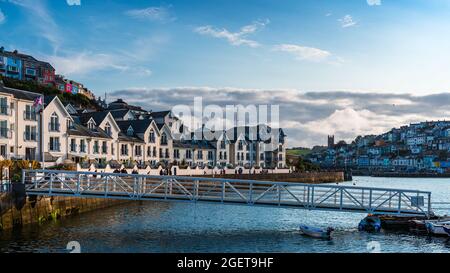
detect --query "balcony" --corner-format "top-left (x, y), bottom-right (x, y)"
top-left (49, 123), bottom-right (60, 132)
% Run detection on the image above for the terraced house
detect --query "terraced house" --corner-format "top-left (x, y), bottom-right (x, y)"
top-left (0, 80), bottom-right (287, 169)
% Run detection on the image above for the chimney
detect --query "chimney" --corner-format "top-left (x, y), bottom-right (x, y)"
top-left (13, 49), bottom-right (18, 54)
top-left (0, 47), bottom-right (4, 52)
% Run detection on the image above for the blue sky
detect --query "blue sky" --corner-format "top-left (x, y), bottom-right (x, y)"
top-left (2, 0), bottom-right (450, 147)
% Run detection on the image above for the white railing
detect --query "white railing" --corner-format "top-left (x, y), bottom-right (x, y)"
top-left (22, 169), bottom-right (433, 217)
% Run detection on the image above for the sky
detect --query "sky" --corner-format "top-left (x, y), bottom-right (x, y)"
top-left (1, 0), bottom-right (450, 147)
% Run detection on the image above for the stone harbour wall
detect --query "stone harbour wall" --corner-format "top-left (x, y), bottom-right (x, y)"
top-left (0, 193), bottom-right (127, 231)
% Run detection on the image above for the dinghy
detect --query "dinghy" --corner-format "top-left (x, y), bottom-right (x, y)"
top-left (444, 226), bottom-right (450, 236)
top-left (299, 225), bottom-right (334, 239)
top-left (358, 216), bottom-right (381, 232)
top-left (425, 221), bottom-right (450, 237)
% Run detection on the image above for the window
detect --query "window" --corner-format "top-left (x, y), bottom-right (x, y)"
top-left (127, 126), bottom-right (134, 136)
top-left (49, 113), bottom-right (60, 132)
top-left (105, 123), bottom-right (112, 136)
top-left (111, 143), bottom-right (115, 155)
top-left (102, 141), bottom-right (107, 154)
top-left (87, 120), bottom-right (95, 130)
top-left (135, 145), bottom-right (142, 156)
top-left (219, 151), bottom-right (222, 160)
top-left (24, 105), bottom-right (37, 121)
top-left (25, 148), bottom-right (36, 161)
top-left (159, 148), bottom-right (163, 158)
top-left (174, 149), bottom-right (180, 159)
top-left (238, 141), bottom-right (244, 151)
top-left (279, 154), bottom-right (283, 161)
top-left (80, 140), bottom-right (86, 153)
top-left (246, 153), bottom-right (250, 161)
top-left (93, 141), bottom-right (99, 154)
top-left (149, 130), bottom-right (155, 143)
top-left (0, 120), bottom-right (8, 138)
top-left (70, 139), bottom-right (76, 152)
top-left (0, 97), bottom-right (8, 115)
top-left (49, 137), bottom-right (60, 152)
top-left (220, 141), bottom-right (226, 149)
top-left (224, 152), bottom-right (227, 160)
top-left (260, 153), bottom-right (264, 160)
top-left (24, 125), bottom-right (37, 141)
top-left (153, 147), bottom-right (157, 157)
top-left (0, 145), bottom-right (6, 158)
top-left (198, 150), bottom-right (203, 160)
top-left (208, 151), bottom-right (214, 160)
top-left (186, 150), bottom-right (192, 159)
top-left (25, 68), bottom-right (36, 76)
top-left (165, 149), bottom-right (169, 158)
top-left (160, 133), bottom-right (168, 145)
top-left (147, 146), bottom-right (152, 157)
top-left (121, 144), bottom-right (128, 156)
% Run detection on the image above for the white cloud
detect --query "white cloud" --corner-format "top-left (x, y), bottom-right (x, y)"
top-left (194, 20), bottom-right (269, 48)
top-left (5, 0), bottom-right (61, 51)
top-left (47, 52), bottom-right (129, 76)
top-left (339, 15), bottom-right (357, 28)
top-left (0, 9), bottom-right (5, 24)
top-left (125, 6), bottom-right (175, 23)
top-left (273, 44), bottom-right (331, 62)
top-left (302, 108), bottom-right (399, 139)
top-left (367, 0), bottom-right (381, 6)
top-left (66, 0), bottom-right (81, 6)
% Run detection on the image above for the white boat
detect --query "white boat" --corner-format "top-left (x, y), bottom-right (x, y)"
top-left (425, 221), bottom-right (450, 236)
top-left (299, 225), bottom-right (334, 239)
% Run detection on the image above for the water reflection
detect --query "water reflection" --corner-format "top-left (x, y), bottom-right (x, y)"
top-left (0, 177), bottom-right (449, 253)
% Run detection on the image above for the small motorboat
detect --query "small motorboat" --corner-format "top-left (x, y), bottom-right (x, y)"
top-left (425, 221), bottom-right (450, 237)
top-left (444, 226), bottom-right (450, 236)
top-left (299, 225), bottom-right (334, 239)
top-left (358, 215), bottom-right (381, 232)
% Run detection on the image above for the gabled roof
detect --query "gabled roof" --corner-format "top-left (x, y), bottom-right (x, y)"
top-left (109, 109), bottom-right (134, 119)
top-left (68, 123), bottom-right (112, 139)
top-left (79, 111), bottom-right (110, 126)
top-left (149, 110), bottom-right (171, 119)
top-left (116, 119), bottom-right (156, 134)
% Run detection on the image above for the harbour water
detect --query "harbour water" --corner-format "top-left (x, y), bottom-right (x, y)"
top-left (0, 176), bottom-right (449, 253)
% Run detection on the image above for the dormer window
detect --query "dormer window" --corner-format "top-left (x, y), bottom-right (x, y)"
top-left (87, 120), bottom-right (95, 130)
top-left (127, 126), bottom-right (134, 136)
top-left (105, 122), bottom-right (112, 136)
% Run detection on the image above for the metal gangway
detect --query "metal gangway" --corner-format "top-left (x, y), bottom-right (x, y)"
top-left (22, 170), bottom-right (433, 217)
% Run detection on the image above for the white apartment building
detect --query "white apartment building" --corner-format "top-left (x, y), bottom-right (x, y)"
top-left (0, 80), bottom-right (288, 169)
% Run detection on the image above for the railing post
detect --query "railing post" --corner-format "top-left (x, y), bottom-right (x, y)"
top-left (339, 188), bottom-right (343, 210)
top-left (311, 186), bottom-right (315, 208)
top-left (164, 179), bottom-right (168, 200)
top-left (76, 174), bottom-right (81, 195)
top-left (278, 185), bottom-right (281, 206)
top-left (49, 173), bottom-right (53, 194)
top-left (397, 191), bottom-right (402, 213)
top-left (428, 192), bottom-right (432, 217)
top-left (369, 189), bottom-right (373, 213)
top-left (221, 182), bottom-right (225, 203)
top-left (104, 176), bottom-right (108, 197)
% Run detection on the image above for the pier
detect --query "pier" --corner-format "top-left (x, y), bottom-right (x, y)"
top-left (22, 169), bottom-right (433, 217)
